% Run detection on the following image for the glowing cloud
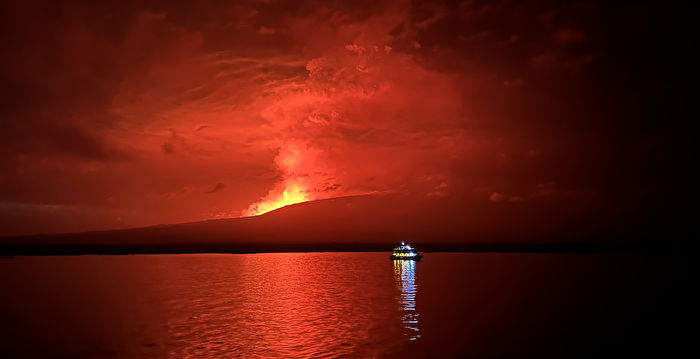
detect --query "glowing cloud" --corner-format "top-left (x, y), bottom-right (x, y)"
top-left (244, 141), bottom-right (329, 216)
top-left (241, 39), bottom-right (466, 216)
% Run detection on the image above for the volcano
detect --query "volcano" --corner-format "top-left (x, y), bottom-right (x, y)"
top-left (0, 193), bottom-right (683, 255)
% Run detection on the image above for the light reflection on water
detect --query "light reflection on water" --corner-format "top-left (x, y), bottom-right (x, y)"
top-left (0, 253), bottom-right (404, 358)
top-left (393, 259), bottom-right (421, 341)
top-left (2, 253), bottom-right (678, 358)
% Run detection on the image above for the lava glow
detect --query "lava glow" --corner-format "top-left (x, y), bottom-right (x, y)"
top-left (244, 180), bottom-right (309, 216)
top-left (243, 141), bottom-right (323, 216)
top-left (0, 0), bottom-right (679, 238)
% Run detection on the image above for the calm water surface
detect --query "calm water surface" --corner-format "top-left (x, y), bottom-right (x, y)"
top-left (0, 253), bottom-right (689, 358)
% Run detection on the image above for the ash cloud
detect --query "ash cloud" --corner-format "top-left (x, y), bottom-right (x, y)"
top-left (0, 0), bottom-right (692, 236)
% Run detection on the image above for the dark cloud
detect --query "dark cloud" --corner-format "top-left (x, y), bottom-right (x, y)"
top-left (0, 0), bottom-right (693, 236)
top-left (206, 183), bottom-right (227, 194)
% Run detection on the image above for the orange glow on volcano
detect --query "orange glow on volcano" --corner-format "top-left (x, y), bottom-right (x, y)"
top-left (243, 141), bottom-right (322, 216)
top-left (1, 0), bottom-right (685, 241)
top-left (244, 180), bottom-right (309, 216)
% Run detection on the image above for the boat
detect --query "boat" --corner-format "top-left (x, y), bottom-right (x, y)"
top-left (390, 242), bottom-right (423, 261)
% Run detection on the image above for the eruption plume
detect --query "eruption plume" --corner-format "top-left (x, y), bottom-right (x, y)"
top-left (243, 141), bottom-right (333, 216)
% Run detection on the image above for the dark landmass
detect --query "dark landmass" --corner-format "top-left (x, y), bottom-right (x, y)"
top-left (0, 195), bottom-right (688, 255)
top-left (0, 242), bottom-right (683, 256)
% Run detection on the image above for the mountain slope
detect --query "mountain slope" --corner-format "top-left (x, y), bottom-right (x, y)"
top-left (0, 193), bottom-right (683, 254)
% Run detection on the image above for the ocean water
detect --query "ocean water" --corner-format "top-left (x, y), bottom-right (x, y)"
top-left (0, 252), bottom-right (689, 358)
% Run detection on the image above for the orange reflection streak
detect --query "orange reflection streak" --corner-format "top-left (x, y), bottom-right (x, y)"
top-left (119, 253), bottom-right (406, 357)
top-left (231, 253), bottom-right (385, 357)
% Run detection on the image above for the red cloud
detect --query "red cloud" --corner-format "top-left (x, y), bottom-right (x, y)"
top-left (1, 1), bottom-right (686, 238)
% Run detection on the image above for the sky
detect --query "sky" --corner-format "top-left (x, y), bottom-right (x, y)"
top-left (0, 0), bottom-right (693, 239)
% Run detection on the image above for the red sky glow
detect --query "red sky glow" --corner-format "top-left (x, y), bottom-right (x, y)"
top-left (0, 0), bottom-right (691, 239)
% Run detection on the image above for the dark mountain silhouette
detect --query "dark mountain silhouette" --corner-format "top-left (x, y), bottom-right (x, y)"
top-left (0, 194), bottom-right (685, 255)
